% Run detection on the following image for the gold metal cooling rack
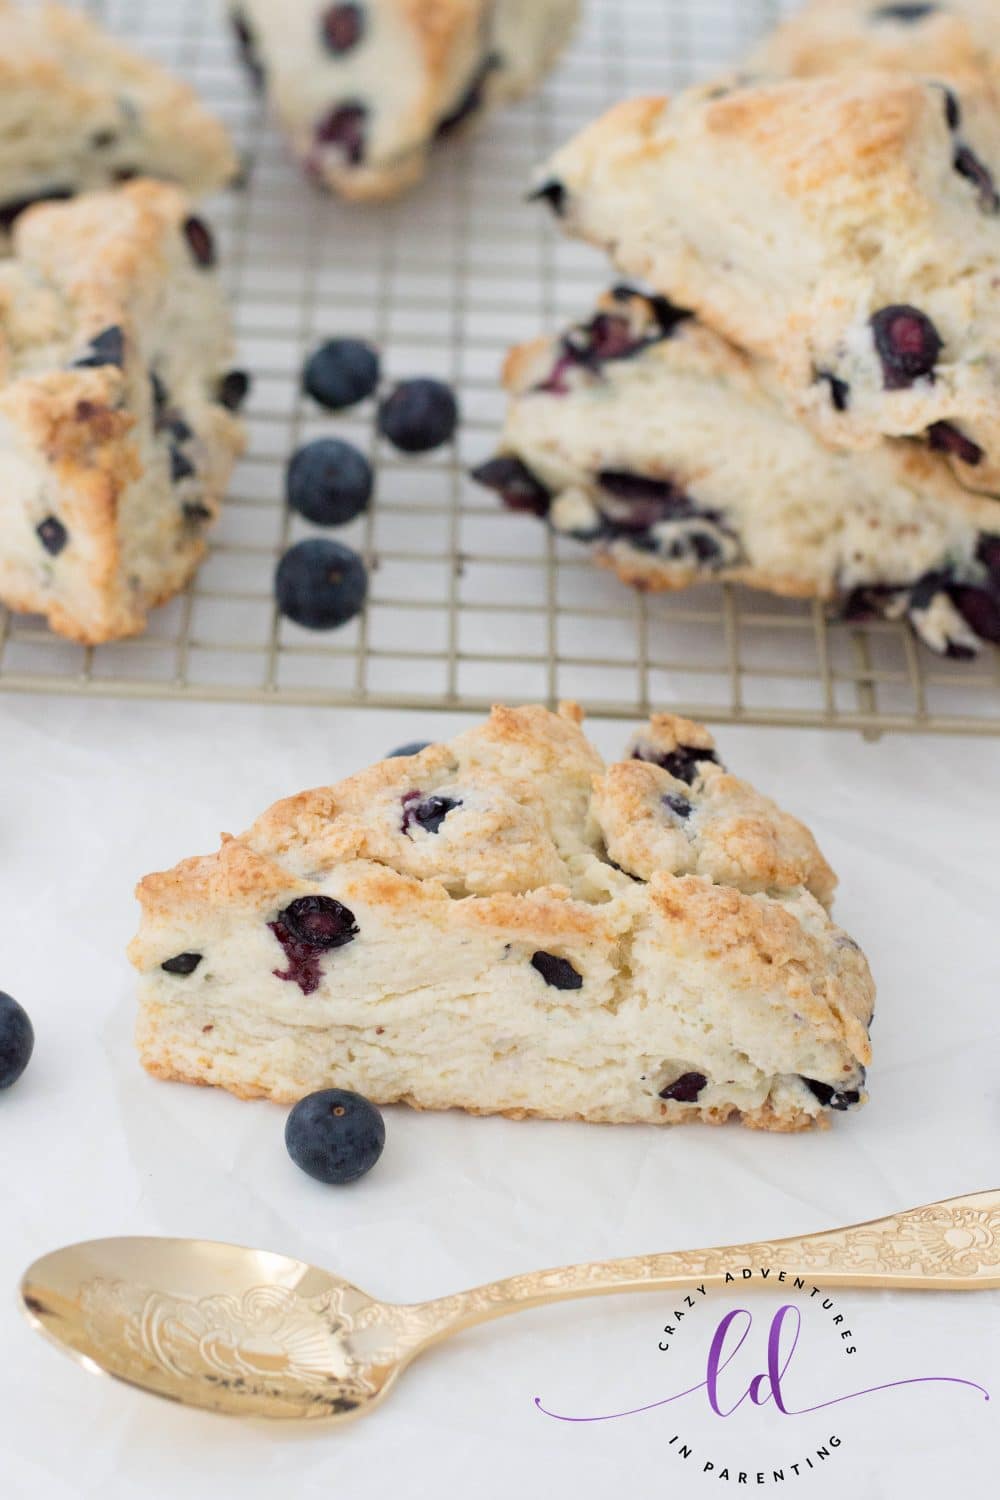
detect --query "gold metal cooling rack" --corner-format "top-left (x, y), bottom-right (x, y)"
top-left (2, 0), bottom-right (998, 736)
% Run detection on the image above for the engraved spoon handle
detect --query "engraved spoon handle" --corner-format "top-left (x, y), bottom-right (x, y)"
top-left (409, 1191), bottom-right (1000, 1349)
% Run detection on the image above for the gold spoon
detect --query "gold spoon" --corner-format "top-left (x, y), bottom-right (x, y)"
top-left (20, 1189), bottom-right (1000, 1423)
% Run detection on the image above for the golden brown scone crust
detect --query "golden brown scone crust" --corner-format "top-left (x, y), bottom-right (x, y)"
top-left (131, 704), bottom-right (874, 1132)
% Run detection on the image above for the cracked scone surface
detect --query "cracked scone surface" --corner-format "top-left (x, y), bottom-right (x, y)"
top-left (230, 0), bottom-right (579, 200)
top-left (0, 0), bottom-right (236, 235)
top-left (750, 1), bottom-right (1000, 89)
top-left (538, 69), bottom-right (1000, 491)
top-left (473, 288), bottom-right (1000, 659)
top-left (130, 704), bottom-right (874, 1132)
top-left (0, 181), bottom-right (245, 643)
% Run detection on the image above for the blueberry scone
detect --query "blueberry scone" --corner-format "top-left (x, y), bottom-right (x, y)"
top-left (230, 0), bottom-right (579, 200)
top-left (473, 288), bottom-right (1000, 658)
top-left (0, 182), bottom-right (247, 644)
top-left (750, 1), bottom-right (1000, 88)
top-left (0, 1), bottom-right (236, 241)
top-left (129, 703), bottom-right (875, 1133)
top-left (535, 70), bottom-right (1000, 491)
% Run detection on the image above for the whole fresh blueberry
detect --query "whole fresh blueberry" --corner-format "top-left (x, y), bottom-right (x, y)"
top-left (303, 338), bottom-right (380, 410)
top-left (377, 379), bottom-right (458, 453)
top-left (287, 438), bottom-right (373, 526)
top-left (0, 992), bottom-right (34, 1091)
top-left (275, 538), bottom-right (368, 629)
top-left (386, 740), bottom-right (433, 758)
top-left (285, 1088), bottom-right (385, 1185)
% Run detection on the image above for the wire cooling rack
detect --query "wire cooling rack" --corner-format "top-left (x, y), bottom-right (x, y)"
top-left (2, 0), bottom-right (999, 736)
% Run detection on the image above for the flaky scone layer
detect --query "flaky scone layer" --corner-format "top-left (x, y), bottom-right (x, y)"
top-left (131, 705), bottom-right (874, 1132)
top-left (537, 69), bottom-right (1000, 491)
top-left (0, 181), bottom-right (244, 643)
top-left (473, 287), bottom-right (1000, 659)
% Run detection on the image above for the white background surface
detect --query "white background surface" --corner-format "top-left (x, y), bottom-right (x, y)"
top-left (1, 694), bottom-right (999, 1498)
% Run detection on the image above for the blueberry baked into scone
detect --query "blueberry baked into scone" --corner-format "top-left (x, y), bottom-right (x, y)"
top-left (130, 703), bottom-right (875, 1132)
top-left (229, 0), bottom-right (580, 200)
top-left (0, 182), bottom-right (246, 643)
top-left (750, 0), bottom-right (1000, 87)
top-left (0, 1), bottom-right (236, 242)
top-left (474, 288), bottom-right (1000, 658)
top-left (535, 69), bottom-right (1000, 493)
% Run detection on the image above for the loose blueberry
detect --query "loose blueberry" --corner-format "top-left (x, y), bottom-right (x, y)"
top-left (817, 369), bottom-right (850, 411)
top-left (377, 379), bottom-right (458, 453)
top-left (954, 144), bottom-right (1000, 213)
top-left (183, 216), bottom-right (216, 268)
top-left (36, 516), bottom-right (68, 556)
top-left (0, 992), bottom-right (34, 1091)
top-left (401, 791), bottom-right (462, 835)
top-left (386, 741), bottom-right (433, 758)
top-left (927, 420), bottom-right (985, 465)
top-left (802, 1077), bottom-right (861, 1111)
top-left (871, 305), bottom-right (942, 389)
top-left (470, 456), bottom-right (551, 517)
top-left (287, 438), bottom-right (373, 526)
top-left (871, 4), bottom-right (937, 18)
top-left (275, 538), bottom-right (368, 629)
top-left (74, 325), bottom-right (125, 370)
top-left (161, 952), bottom-right (202, 975)
top-left (663, 793), bottom-right (693, 819)
top-left (217, 369), bottom-right (251, 411)
top-left (303, 338), bottom-right (380, 410)
top-left (285, 1088), bottom-right (385, 1185)
top-left (320, 3), bottom-right (365, 55)
top-left (0, 186), bottom-right (74, 231)
top-left (530, 951), bottom-right (583, 991)
top-left (633, 742), bottom-right (720, 785)
top-left (314, 102), bottom-right (367, 164)
top-left (529, 180), bottom-right (567, 216)
top-left (658, 1071), bottom-right (707, 1103)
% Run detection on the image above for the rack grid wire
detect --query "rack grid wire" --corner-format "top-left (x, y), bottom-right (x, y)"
top-left (2, 0), bottom-right (999, 737)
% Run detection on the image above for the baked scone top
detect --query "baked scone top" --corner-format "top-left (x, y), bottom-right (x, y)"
top-left (750, 0), bottom-right (1000, 87)
top-left (539, 69), bottom-right (1000, 465)
top-left (0, 0), bottom-right (236, 198)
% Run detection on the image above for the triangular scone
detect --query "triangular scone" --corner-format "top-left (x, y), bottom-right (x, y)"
top-left (230, 0), bottom-right (578, 201)
top-left (535, 69), bottom-right (1000, 492)
top-left (473, 288), bottom-right (1000, 658)
top-left (130, 705), bottom-right (874, 1133)
top-left (0, 182), bottom-right (245, 643)
top-left (749, 0), bottom-right (1000, 89)
top-left (0, 0), bottom-right (236, 237)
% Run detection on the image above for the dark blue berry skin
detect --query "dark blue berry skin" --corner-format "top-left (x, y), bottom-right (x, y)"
top-left (74, 325), bottom-right (126, 370)
top-left (161, 952), bottom-right (202, 976)
top-left (530, 952), bottom-right (583, 991)
top-left (275, 538), bottom-right (368, 629)
top-left (36, 516), bottom-right (68, 556)
top-left (285, 1088), bottom-right (385, 1185)
top-left (0, 992), bottom-right (34, 1091)
top-left (217, 369), bottom-right (251, 411)
top-left (304, 338), bottom-right (380, 410)
top-left (386, 740), bottom-right (433, 758)
top-left (287, 438), bottom-right (373, 527)
top-left (377, 379), bottom-right (458, 453)
top-left (659, 1072), bottom-right (706, 1103)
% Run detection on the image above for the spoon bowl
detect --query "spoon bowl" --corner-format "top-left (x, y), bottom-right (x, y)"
top-left (21, 1237), bottom-right (410, 1420)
